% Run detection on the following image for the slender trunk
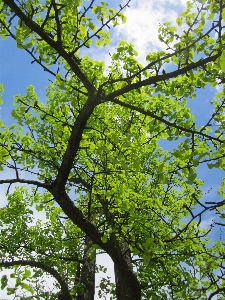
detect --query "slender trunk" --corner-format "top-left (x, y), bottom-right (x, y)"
top-left (77, 237), bottom-right (95, 300)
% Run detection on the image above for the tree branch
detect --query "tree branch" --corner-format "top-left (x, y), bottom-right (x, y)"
top-left (103, 53), bottom-right (220, 99)
top-left (102, 22), bottom-right (218, 86)
top-left (109, 97), bottom-right (224, 143)
top-left (208, 286), bottom-right (225, 300)
top-left (54, 93), bottom-right (98, 188)
top-left (0, 18), bottom-right (57, 78)
top-left (75, 0), bottom-right (131, 52)
top-left (0, 259), bottom-right (72, 299)
top-left (0, 178), bottom-right (48, 188)
top-left (2, 0), bottom-right (94, 92)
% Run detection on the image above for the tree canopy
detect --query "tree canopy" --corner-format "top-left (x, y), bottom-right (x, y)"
top-left (0, 0), bottom-right (225, 299)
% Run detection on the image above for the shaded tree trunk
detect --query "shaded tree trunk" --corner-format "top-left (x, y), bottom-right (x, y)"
top-left (114, 242), bottom-right (140, 300)
top-left (77, 237), bottom-right (96, 300)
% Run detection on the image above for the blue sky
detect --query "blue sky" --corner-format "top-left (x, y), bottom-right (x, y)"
top-left (0, 0), bottom-right (224, 299)
top-left (0, 38), bottom-right (52, 126)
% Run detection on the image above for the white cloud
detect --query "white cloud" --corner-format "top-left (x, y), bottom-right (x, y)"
top-left (115, 0), bottom-right (187, 63)
top-left (200, 216), bottom-right (215, 229)
top-left (215, 80), bottom-right (224, 92)
top-left (84, 0), bottom-right (188, 67)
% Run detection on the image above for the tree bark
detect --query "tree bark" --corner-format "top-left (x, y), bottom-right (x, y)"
top-left (77, 237), bottom-right (95, 300)
top-left (114, 242), bottom-right (141, 300)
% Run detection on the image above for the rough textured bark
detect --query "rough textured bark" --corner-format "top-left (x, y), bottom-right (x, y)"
top-left (114, 242), bottom-right (140, 300)
top-left (77, 237), bottom-right (95, 300)
top-left (114, 267), bottom-right (140, 300)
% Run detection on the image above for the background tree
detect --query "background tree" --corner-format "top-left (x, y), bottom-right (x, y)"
top-left (0, 0), bottom-right (225, 299)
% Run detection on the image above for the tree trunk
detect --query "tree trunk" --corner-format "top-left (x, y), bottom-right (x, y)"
top-left (77, 237), bottom-right (95, 300)
top-left (114, 242), bottom-right (141, 300)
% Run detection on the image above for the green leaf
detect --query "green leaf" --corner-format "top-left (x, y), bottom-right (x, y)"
top-left (7, 287), bottom-right (16, 295)
top-left (222, 8), bottom-right (225, 22)
top-left (22, 269), bottom-right (31, 280)
top-left (20, 283), bottom-right (34, 294)
top-left (176, 17), bottom-right (182, 26)
top-left (1, 275), bottom-right (8, 290)
top-left (219, 50), bottom-right (225, 72)
top-left (101, 235), bottom-right (108, 243)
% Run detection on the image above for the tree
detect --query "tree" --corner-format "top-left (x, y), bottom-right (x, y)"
top-left (0, 0), bottom-right (225, 299)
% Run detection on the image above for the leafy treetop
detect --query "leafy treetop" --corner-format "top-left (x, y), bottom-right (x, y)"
top-left (0, 0), bottom-right (225, 299)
